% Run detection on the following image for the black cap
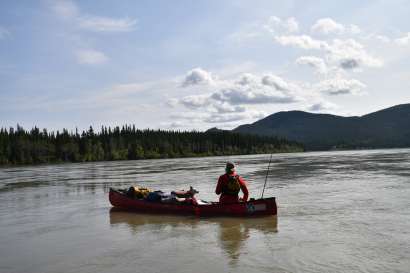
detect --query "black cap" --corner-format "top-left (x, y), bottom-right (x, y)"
top-left (225, 162), bottom-right (235, 172)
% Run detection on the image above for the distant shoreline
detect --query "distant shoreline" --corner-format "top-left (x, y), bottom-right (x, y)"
top-left (0, 125), bottom-right (303, 166)
top-left (0, 149), bottom-right (304, 168)
top-left (3, 147), bottom-right (410, 168)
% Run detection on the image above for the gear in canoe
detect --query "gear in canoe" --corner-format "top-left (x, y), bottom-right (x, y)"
top-left (109, 160), bottom-right (277, 217)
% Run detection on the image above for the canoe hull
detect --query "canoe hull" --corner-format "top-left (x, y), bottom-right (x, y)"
top-left (109, 188), bottom-right (277, 217)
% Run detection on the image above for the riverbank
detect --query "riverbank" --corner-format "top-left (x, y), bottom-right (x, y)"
top-left (0, 145), bottom-right (304, 167)
top-left (0, 126), bottom-right (303, 166)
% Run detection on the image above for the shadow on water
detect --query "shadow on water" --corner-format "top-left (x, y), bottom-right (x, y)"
top-left (109, 208), bottom-right (277, 265)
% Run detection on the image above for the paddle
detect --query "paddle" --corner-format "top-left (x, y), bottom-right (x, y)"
top-left (261, 154), bottom-right (273, 199)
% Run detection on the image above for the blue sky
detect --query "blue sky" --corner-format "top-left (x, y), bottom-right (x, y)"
top-left (1, 0), bottom-right (409, 131)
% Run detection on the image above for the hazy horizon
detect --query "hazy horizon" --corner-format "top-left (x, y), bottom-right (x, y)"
top-left (2, 102), bottom-right (408, 133)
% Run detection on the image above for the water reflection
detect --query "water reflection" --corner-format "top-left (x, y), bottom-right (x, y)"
top-left (109, 208), bottom-right (200, 232)
top-left (109, 208), bottom-right (277, 265)
top-left (218, 218), bottom-right (249, 265)
top-left (217, 216), bottom-right (278, 265)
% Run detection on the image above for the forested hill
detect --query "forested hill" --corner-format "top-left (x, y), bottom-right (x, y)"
top-left (233, 103), bottom-right (410, 150)
top-left (0, 125), bottom-right (303, 165)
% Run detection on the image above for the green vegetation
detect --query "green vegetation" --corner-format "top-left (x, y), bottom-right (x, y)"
top-left (0, 125), bottom-right (304, 165)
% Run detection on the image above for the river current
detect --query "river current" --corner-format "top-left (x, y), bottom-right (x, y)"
top-left (0, 149), bottom-right (409, 273)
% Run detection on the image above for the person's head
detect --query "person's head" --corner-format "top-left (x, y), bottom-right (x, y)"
top-left (225, 162), bottom-right (235, 174)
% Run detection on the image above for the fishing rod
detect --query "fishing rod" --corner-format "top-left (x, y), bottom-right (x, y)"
top-left (261, 154), bottom-right (273, 199)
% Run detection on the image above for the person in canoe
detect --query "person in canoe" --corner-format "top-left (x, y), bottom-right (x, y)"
top-left (215, 162), bottom-right (249, 203)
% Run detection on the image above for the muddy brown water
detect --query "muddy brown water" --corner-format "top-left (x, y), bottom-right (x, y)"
top-left (0, 149), bottom-right (409, 273)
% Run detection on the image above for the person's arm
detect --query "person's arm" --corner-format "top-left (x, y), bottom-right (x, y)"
top-left (215, 176), bottom-right (223, 195)
top-left (238, 177), bottom-right (249, 201)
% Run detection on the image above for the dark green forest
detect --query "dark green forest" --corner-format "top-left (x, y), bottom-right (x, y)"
top-left (0, 125), bottom-right (304, 165)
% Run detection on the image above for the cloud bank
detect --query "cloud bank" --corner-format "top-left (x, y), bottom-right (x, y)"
top-left (315, 78), bottom-right (366, 96)
top-left (169, 68), bottom-right (349, 127)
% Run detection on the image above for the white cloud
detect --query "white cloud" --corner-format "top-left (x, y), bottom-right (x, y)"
top-left (311, 18), bottom-right (345, 34)
top-left (204, 111), bottom-right (265, 124)
top-left (166, 98), bottom-right (179, 108)
top-left (179, 72), bottom-right (303, 107)
top-left (235, 73), bottom-right (259, 86)
top-left (182, 68), bottom-right (214, 87)
top-left (0, 26), bottom-right (10, 39)
top-left (179, 95), bottom-right (210, 109)
top-left (261, 74), bottom-right (294, 91)
top-left (395, 32), bottom-right (410, 46)
top-left (78, 16), bottom-right (137, 32)
top-left (210, 73), bottom-right (300, 105)
top-left (276, 36), bottom-right (383, 70)
top-left (236, 16), bottom-right (381, 73)
top-left (173, 71), bottom-right (303, 126)
top-left (50, 0), bottom-right (137, 32)
top-left (76, 49), bottom-right (108, 64)
top-left (211, 87), bottom-right (297, 105)
top-left (311, 18), bottom-right (361, 35)
top-left (264, 16), bottom-right (299, 34)
top-left (315, 78), bottom-right (366, 95)
top-left (286, 17), bottom-right (300, 33)
top-left (212, 102), bottom-right (246, 114)
top-left (275, 35), bottom-right (328, 50)
top-left (327, 39), bottom-right (383, 69)
top-left (296, 56), bottom-right (328, 74)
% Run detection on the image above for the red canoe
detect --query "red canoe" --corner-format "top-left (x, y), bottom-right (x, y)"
top-left (109, 188), bottom-right (277, 217)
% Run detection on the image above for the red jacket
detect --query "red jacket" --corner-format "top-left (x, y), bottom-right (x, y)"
top-left (215, 173), bottom-right (249, 203)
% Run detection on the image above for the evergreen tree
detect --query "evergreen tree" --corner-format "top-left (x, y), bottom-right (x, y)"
top-left (0, 125), bottom-right (304, 165)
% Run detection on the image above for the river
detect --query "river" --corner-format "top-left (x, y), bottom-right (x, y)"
top-left (0, 149), bottom-right (409, 273)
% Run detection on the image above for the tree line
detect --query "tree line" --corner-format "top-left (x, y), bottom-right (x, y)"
top-left (0, 125), bottom-right (304, 165)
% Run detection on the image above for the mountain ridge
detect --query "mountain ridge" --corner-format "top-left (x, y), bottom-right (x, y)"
top-left (232, 103), bottom-right (410, 150)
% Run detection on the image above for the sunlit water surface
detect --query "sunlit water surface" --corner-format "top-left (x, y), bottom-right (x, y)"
top-left (1, 149), bottom-right (409, 273)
